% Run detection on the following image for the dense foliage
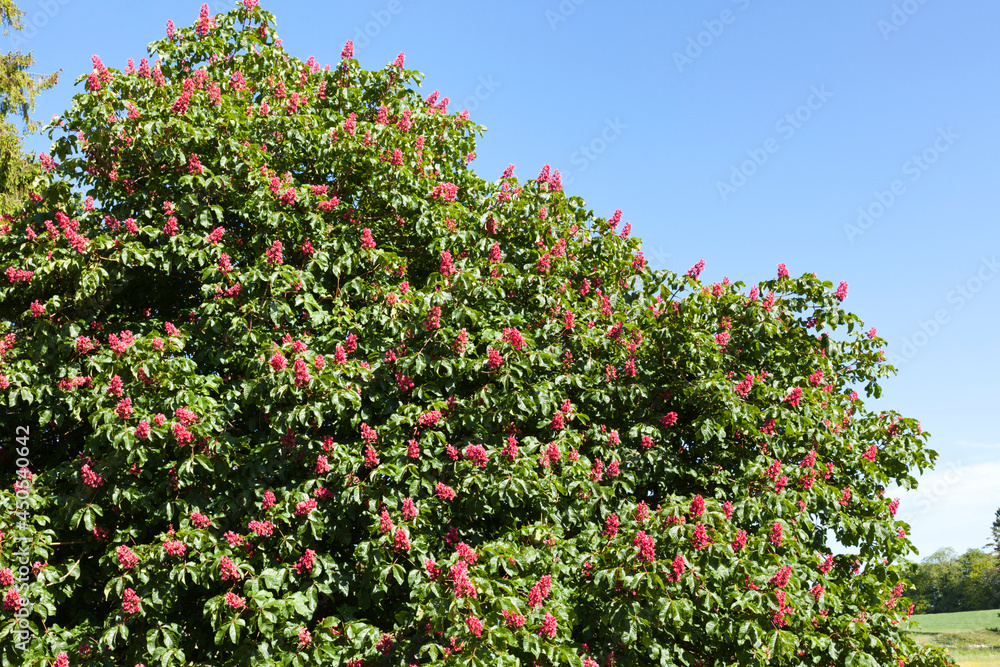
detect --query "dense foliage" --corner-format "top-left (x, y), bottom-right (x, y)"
top-left (909, 548), bottom-right (1000, 615)
top-left (0, 3), bottom-right (952, 666)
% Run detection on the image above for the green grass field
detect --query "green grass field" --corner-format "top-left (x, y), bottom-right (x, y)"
top-left (906, 609), bottom-right (1000, 666)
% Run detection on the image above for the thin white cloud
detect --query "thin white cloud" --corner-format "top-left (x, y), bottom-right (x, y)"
top-left (955, 440), bottom-right (1000, 450)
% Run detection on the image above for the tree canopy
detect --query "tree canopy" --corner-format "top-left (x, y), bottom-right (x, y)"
top-left (908, 548), bottom-right (1000, 614)
top-left (991, 508), bottom-right (1000, 555)
top-left (0, 3), bottom-right (951, 666)
top-left (0, 0), bottom-right (58, 216)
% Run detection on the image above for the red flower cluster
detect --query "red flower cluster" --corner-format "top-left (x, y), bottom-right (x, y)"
top-left (196, 3), bottom-right (214, 35)
top-left (458, 615), bottom-right (484, 641)
top-left (735, 373), bottom-right (754, 398)
top-left (669, 555), bottom-right (686, 582)
top-left (176, 407), bottom-right (197, 425)
top-left (295, 499), bottom-right (317, 516)
top-left (424, 305), bottom-right (442, 331)
top-left (769, 565), bottom-right (792, 589)
top-left (487, 347), bottom-right (503, 370)
top-left (463, 444), bottom-right (488, 467)
top-left (164, 540), bottom-right (186, 557)
top-left (173, 423), bottom-right (194, 446)
top-left (888, 498), bottom-right (900, 516)
top-left (686, 259), bottom-right (705, 279)
top-left (108, 331), bottom-right (135, 356)
top-left (450, 560), bottom-right (476, 598)
top-left (269, 351), bottom-right (287, 371)
top-left (502, 609), bottom-right (525, 628)
top-left (265, 240), bottom-right (283, 264)
top-left (7, 266), bottom-right (35, 283)
top-left (115, 398), bottom-right (133, 420)
top-left (360, 422), bottom-right (377, 443)
top-left (81, 463), bottom-right (103, 488)
top-left (634, 531), bottom-right (656, 562)
top-left (732, 529), bottom-right (748, 551)
top-left (538, 612), bottom-right (557, 638)
top-left (439, 250), bottom-right (457, 277)
top-left (769, 522), bottom-right (784, 546)
top-left (784, 387), bottom-right (803, 407)
top-left (418, 410), bottom-right (442, 427)
top-left (248, 520), bottom-right (273, 536)
top-left (261, 490), bottom-right (276, 510)
top-left (690, 524), bottom-right (710, 550)
top-left (122, 588), bottom-right (141, 615)
top-left (402, 497), bottom-right (417, 520)
top-left (501, 435), bottom-right (518, 461)
top-left (772, 591), bottom-right (789, 627)
top-left (116, 545), bottom-right (140, 569)
top-left (293, 358), bottom-right (311, 386)
top-left (501, 327), bottom-right (526, 350)
top-left (225, 592), bottom-right (246, 609)
top-left (295, 549), bottom-right (316, 575)
top-left (527, 575), bottom-right (552, 607)
top-left (835, 281), bottom-right (849, 301)
top-left (220, 555), bottom-right (241, 580)
top-left (3, 587), bottom-right (21, 611)
top-left (689, 494), bottom-right (705, 517)
top-left (429, 182), bottom-right (458, 200)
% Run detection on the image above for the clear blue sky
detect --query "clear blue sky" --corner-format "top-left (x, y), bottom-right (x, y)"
top-left (9, 0), bottom-right (999, 561)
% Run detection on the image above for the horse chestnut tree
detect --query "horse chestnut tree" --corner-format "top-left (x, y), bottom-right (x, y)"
top-left (0, 3), bottom-right (952, 666)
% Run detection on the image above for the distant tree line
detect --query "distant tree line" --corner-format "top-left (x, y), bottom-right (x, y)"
top-left (908, 510), bottom-right (1000, 614)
